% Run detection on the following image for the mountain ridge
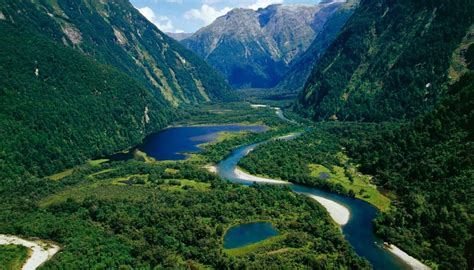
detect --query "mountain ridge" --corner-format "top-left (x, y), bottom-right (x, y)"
top-left (182, 1), bottom-right (346, 88)
top-left (1, 0), bottom-right (234, 106)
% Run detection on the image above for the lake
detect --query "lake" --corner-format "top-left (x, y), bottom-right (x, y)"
top-left (223, 222), bottom-right (279, 249)
top-left (106, 125), bottom-right (267, 161)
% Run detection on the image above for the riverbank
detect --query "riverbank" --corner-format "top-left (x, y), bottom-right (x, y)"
top-left (304, 194), bottom-right (350, 226)
top-left (232, 167), bottom-right (350, 226)
top-left (0, 235), bottom-right (59, 270)
top-left (384, 243), bottom-right (431, 270)
top-left (234, 167), bottom-right (289, 184)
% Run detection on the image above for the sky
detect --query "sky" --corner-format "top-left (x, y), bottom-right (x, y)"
top-left (130, 0), bottom-right (320, 33)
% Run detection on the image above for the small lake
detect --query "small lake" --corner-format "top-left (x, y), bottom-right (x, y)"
top-left (223, 222), bottom-right (279, 249)
top-left (106, 125), bottom-right (267, 161)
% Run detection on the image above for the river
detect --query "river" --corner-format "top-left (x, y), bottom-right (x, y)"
top-left (215, 107), bottom-right (414, 269)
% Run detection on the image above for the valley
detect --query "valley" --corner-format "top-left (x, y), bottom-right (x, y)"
top-left (1, 0), bottom-right (472, 269)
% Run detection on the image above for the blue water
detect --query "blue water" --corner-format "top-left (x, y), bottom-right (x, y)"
top-left (107, 125), bottom-right (267, 161)
top-left (106, 114), bottom-right (410, 269)
top-left (223, 222), bottom-right (279, 249)
top-left (217, 142), bottom-right (410, 270)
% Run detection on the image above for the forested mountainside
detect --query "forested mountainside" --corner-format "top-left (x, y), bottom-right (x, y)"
top-left (0, 0), bottom-right (235, 181)
top-left (0, 21), bottom-right (172, 182)
top-left (1, 0), bottom-right (233, 106)
top-left (350, 69), bottom-right (474, 269)
top-left (182, 1), bottom-right (345, 89)
top-left (292, 0), bottom-right (474, 267)
top-left (275, 0), bottom-right (357, 93)
top-left (297, 0), bottom-right (474, 121)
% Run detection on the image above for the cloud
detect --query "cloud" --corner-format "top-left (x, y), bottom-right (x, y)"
top-left (138, 6), bottom-right (182, 33)
top-left (202, 0), bottom-right (223, 4)
top-left (184, 4), bottom-right (232, 26)
top-left (248, 0), bottom-right (284, 10)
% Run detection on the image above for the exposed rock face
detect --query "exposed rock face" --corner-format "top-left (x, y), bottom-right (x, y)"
top-left (182, 1), bottom-right (346, 88)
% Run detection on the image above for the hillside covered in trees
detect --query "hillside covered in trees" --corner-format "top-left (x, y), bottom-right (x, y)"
top-left (0, 0), bottom-right (236, 181)
top-left (297, 0), bottom-right (474, 121)
top-left (0, 20), bottom-right (172, 181)
top-left (1, 0), bottom-right (234, 105)
top-left (284, 0), bottom-right (474, 267)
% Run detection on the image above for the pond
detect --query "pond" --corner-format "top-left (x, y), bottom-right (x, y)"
top-left (106, 125), bottom-right (267, 161)
top-left (223, 222), bottom-right (279, 249)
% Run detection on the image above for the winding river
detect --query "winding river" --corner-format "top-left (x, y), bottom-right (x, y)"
top-left (215, 107), bottom-right (415, 270)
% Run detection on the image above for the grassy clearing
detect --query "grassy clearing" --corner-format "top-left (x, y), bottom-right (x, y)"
top-left (223, 235), bottom-right (286, 256)
top-left (160, 179), bottom-right (211, 192)
top-left (87, 159), bottom-right (109, 166)
top-left (309, 163), bottom-right (391, 212)
top-left (88, 168), bottom-right (116, 178)
top-left (47, 158), bottom-right (110, 181)
top-left (38, 183), bottom-right (152, 207)
top-left (48, 168), bottom-right (75, 181)
top-left (0, 244), bottom-right (30, 270)
top-left (110, 174), bottom-right (149, 186)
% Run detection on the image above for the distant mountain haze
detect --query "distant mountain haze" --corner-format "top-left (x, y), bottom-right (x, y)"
top-left (167, 32), bottom-right (194, 41)
top-left (182, 0), bottom-right (347, 89)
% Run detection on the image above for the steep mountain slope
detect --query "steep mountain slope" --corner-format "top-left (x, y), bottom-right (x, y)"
top-left (0, 20), bottom-right (172, 181)
top-left (297, 0), bottom-right (474, 121)
top-left (350, 69), bottom-right (474, 269)
top-left (182, 1), bottom-right (345, 88)
top-left (275, 0), bottom-right (358, 93)
top-left (2, 0), bottom-right (233, 106)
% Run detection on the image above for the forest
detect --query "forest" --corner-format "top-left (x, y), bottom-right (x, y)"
top-left (239, 70), bottom-right (474, 269)
top-left (0, 21), bottom-right (171, 182)
top-left (297, 0), bottom-right (474, 122)
top-left (0, 157), bottom-right (368, 269)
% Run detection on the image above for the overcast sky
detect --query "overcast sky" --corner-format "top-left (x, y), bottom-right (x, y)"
top-left (130, 0), bottom-right (320, 33)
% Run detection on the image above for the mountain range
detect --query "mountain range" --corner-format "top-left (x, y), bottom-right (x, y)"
top-left (182, 1), bottom-right (347, 89)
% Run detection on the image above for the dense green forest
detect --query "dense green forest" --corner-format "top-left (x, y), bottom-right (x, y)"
top-left (0, 0), bottom-right (234, 105)
top-left (347, 72), bottom-right (474, 269)
top-left (241, 73), bottom-right (473, 267)
top-left (0, 245), bottom-right (29, 270)
top-left (0, 159), bottom-right (368, 269)
top-left (0, 21), bottom-right (173, 181)
top-left (297, 0), bottom-right (474, 121)
top-left (241, 38), bottom-right (474, 267)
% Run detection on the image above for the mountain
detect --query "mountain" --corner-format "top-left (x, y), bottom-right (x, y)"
top-left (297, 0), bottom-right (474, 122)
top-left (294, 0), bottom-right (474, 267)
top-left (2, 0), bottom-right (233, 106)
top-left (352, 69), bottom-right (474, 269)
top-left (0, 0), bottom-right (235, 180)
top-left (182, 1), bottom-right (346, 89)
top-left (167, 32), bottom-right (193, 41)
top-left (275, 0), bottom-right (358, 93)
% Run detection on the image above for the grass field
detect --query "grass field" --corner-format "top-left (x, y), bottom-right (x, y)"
top-left (223, 235), bottom-right (286, 256)
top-left (38, 184), bottom-right (153, 207)
top-left (0, 245), bottom-right (30, 270)
top-left (309, 163), bottom-right (391, 211)
top-left (159, 179), bottom-right (211, 192)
